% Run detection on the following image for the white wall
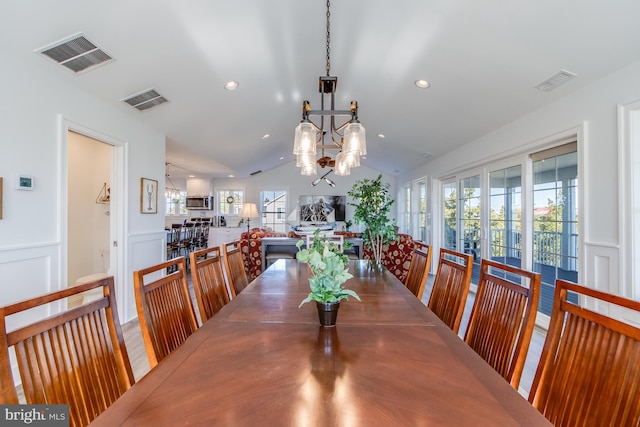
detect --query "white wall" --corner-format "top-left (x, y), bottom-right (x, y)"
top-left (213, 161), bottom-right (398, 230)
top-left (0, 48), bottom-right (166, 326)
top-left (399, 60), bottom-right (640, 299)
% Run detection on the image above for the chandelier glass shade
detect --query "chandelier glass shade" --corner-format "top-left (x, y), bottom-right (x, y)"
top-left (293, 0), bottom-right (366, 177)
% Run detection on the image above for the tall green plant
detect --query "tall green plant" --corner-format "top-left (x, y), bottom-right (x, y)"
top-left (348, 175), bottom-right (397, 265)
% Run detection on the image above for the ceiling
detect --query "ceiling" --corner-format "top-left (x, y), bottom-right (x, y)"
top-left (4, 0), bottom-right (640, 179)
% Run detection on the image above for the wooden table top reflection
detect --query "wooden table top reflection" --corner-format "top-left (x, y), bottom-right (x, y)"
top-left (91, 260), bottom-right (550, 427)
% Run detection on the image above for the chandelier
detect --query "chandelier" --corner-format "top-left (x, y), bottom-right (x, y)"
top-left (164, 163), bottom-right (180, 199)
top-left (293, 0), bottom-right (366, 176)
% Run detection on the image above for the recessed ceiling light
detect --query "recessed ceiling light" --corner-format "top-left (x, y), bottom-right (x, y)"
top-left (279, 156), bottom-right (284, 160)
top-left (262, 134), bottom-right (270, 139)
top-left (415, 79), bottom-right (430, 89)
top-left (228, 174), bottom-right (234, 178)
top-left (377, 133), bottom-right (385, 139)
top-left (224, 81), bottom-right (239, 91)
top-left (188, 175), bottom-right (195, 178)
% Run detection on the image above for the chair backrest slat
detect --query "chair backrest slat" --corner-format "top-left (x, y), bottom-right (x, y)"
top-left (133, 257), bottom-right (198, 369)
top-left (404, 243), bottom-right (432, 300)
top-left (190, 246), bottom-right (231, 323)
top-left (529, 279), bottom-right (640, 426)
top-left (0, 277), bottom-right (134, 427)
top-left (222, 240), bottom-right (249, 298)
top-left (427, 248), bottom-right (473, 333)
top-left (464, 259), bottom-right (540, 389)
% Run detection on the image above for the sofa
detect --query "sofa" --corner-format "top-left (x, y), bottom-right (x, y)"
top-left (362, 233), bottom-right (415, 282)
top-left (240, 228), bottom-right (287, 281)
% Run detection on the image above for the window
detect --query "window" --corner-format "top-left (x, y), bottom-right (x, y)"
top-left (459, 175), bottom-right (481, 283)
top-left (165, 191), bottom-right (187, 215)
top-left (398, 184), bottom-right (411, 234)
top-left (532, 144), bottom-right (578, 315)
top-left (489, 165), bottom-right (522, 268)
top-left (442, 181), bottom-right (457, 251)
top-left (417, 180), bottom-right (427, 241)
top-left (435, 139), bottom-right (580, 319)
top-left (261, 190), bottom-right (287, 232)
top-left (218, 190), bottom-right (244, 215)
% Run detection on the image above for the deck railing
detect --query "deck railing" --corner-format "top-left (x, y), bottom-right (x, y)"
top-left (487, 229), bottom-right (578, 271)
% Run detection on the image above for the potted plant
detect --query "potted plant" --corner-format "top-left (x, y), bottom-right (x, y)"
top-left (296, 230), bottom-right (360, 326)
top-left (348, 174), bottom-right (397, 268)
top-left (344, 220), bottom-right (353, 232)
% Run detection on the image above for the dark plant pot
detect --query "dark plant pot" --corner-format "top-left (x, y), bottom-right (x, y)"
top-left (316, 301), bottom-right (340, 327)
top-left (368, 259), bottom-right (384, 272)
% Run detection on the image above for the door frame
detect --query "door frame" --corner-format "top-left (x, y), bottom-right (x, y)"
top-left (59, 116), bottom-right (127, 318)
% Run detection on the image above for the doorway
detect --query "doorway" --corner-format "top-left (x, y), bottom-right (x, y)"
top-left (66, 127), bottom-right (124, 311)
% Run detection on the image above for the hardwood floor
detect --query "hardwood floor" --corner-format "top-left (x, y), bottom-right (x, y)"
top-left (122, 318), bottom-right (151, 380)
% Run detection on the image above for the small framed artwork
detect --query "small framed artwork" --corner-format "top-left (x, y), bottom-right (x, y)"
top-left (140, 178), bottom-right (158, 214)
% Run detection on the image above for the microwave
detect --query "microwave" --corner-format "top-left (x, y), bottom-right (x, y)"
top-left (186, 195), bottom-right (213, 210)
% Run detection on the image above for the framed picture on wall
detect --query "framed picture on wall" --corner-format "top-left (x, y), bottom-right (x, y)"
top-left (140, 178), bottom-right (158, 214)
top-left (298, 195), bottom-right (346, 223)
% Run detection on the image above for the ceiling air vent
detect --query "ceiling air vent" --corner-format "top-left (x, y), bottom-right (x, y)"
top-left (121, 88), bottom-right (169, 111)
top-left (37, 33), bottom-right (113, 73)
top-left (535, 70), bottom-right (577, 92)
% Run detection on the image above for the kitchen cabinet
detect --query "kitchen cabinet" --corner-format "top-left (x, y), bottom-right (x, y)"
top-left (186, 178), bottom-right (212, 197)
top-left (208, 227), bottom-right (243, 248)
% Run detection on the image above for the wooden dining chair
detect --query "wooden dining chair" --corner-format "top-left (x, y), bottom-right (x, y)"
top-left (133, 257), bottom-right (198, 369)
top-left (463, 259), bottom-right (540, 389)
top-left (189, 246), bottom-right (231, 323)
top-left (222, 240), bottom-right (249, 298)
top-left (528, 279), bottom-right (640, 426)
top-left (0, 276), bottom-right (134, 426)
top-left (413, 239), bottom-right (431, 253)
top-left (427, 248), bottom-right (473, 333)
top-left (403, 244), bottom-right (432, 300)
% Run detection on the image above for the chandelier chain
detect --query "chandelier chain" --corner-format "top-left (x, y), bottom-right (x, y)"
top-left (326, 0), bottom-right (331, 76)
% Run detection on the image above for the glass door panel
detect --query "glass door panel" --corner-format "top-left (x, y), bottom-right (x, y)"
top-left (489, 165), bottom-right (522, 268)
top-left (459, 175), bottom-right (481, 284)
top-left (532, 150), bottom-right (578, 315)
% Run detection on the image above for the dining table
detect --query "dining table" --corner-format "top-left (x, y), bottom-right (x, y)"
top-left (90, 259), bottom-right (551, 426)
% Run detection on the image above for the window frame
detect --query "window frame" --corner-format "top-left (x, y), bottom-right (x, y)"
top-left (433, 134), bottom-right (581, 326)
top-left (260, 190), bottom-right (288, 233)
top-left (217, 189), bottom-right (244, 216)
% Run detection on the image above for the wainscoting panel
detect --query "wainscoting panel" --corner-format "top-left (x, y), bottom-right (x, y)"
top-left (0, 242), bottom-right (61, 315)
top-left (125, 231), bottom-right (168, 322)
top-left (0, 242), bottom-right (61, 389)
top-left (582, 242), bottom-right (639, 325)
